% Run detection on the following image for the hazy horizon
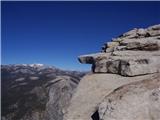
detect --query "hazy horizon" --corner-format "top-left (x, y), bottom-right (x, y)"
top-left (2, 1), bottom-right (160, 70)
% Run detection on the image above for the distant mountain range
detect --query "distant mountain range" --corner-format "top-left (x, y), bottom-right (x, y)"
top-left (1, 64), bottom-right (86, 120)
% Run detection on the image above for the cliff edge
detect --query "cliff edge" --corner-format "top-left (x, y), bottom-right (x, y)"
top-left (64, 24), bottom-right (160, 120)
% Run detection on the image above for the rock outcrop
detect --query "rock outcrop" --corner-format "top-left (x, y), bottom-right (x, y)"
top-left (78, 24), bottom-right (160, 76)
top-left (64, 73), bottom-right (159, 120)
top-left (98, 74), bottom-right (160, 120)
top-left (65, 24), bottom-right (160, 120)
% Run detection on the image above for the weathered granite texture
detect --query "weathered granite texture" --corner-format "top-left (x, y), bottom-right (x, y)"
top-left (64, 73), bottom-right (159, 120)
top-left (98, 74), bottom-right (160, 120)
top-left (65, 24), bottom-right (160, 120)
top-left (79, 24), bottom-right (160, 76)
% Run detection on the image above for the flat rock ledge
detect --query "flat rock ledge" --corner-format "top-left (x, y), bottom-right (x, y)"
top-left (78, 24), bottom-right (160, 77)
top-left (64, 24), bottom-right (160, 120)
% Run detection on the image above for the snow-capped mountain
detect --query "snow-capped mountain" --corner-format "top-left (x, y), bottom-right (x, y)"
top-left (1, 64), bottom-right (86, 120)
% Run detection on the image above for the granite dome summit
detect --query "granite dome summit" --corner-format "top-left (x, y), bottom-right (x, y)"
top-left (2, 24), bottom-right (160, 120)
top-left (64, 24), bottom-right (160, 120)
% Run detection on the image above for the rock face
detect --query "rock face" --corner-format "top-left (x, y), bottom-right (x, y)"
top-left (65, 24), bottom-right (160, 120)
top-left (64, 73), bottom-right (158, 120)
top-left (1, 64), bottom-right (86, 120)
top-left (78, 24), bottom-right (160, 76)
top-left (98, 75), bottom-right (160, 120)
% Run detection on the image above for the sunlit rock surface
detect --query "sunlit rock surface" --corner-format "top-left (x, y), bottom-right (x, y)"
top-left (65, 24), bottom-right (160, 120)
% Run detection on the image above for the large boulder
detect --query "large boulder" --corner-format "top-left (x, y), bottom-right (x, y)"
top-left (119, 37), bottom-right (160, 51)
top-left (79, 52), bottom-right (160, 76)
top-left (64, 73), bottom-right (159, 120)
top-left (98, 74), bottom-right (160, 120)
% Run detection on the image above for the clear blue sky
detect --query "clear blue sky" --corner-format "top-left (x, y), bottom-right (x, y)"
top-left (2, 1), bottom-right (160, 70)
